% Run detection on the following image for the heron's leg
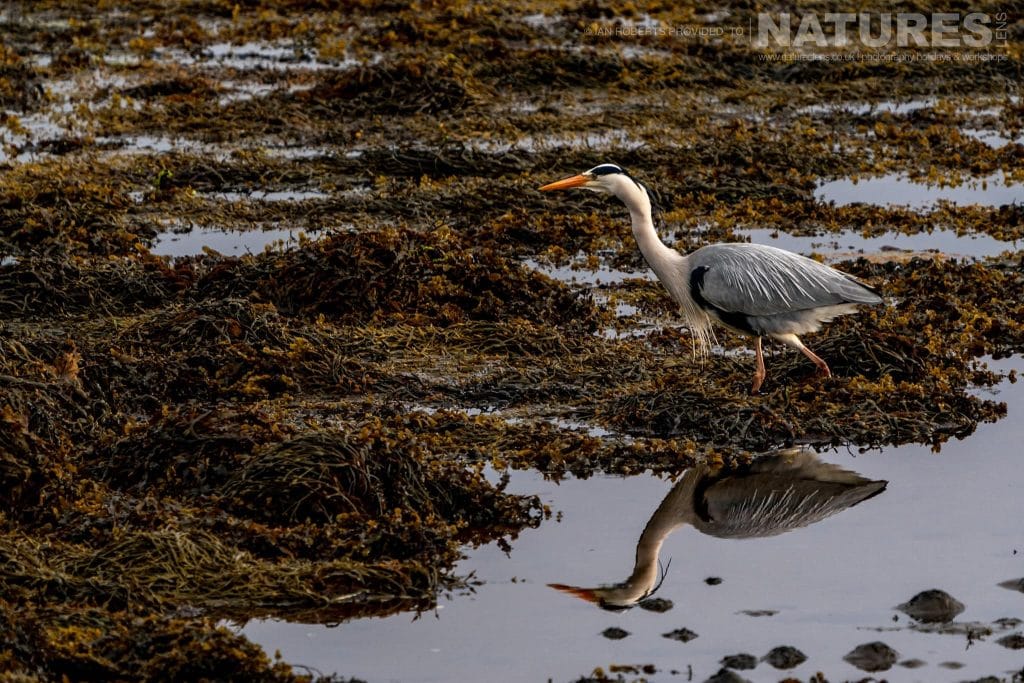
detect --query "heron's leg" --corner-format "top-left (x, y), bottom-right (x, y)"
top-left (751, 336), bottom-right (766, 394)
top-left (800, 346), bottom-right (831, 377)
top-left (769, 333), bottom-right (831, 378)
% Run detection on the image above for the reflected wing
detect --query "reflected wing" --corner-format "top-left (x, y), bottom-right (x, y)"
top-left (696, 474), bottom-right (886, 539)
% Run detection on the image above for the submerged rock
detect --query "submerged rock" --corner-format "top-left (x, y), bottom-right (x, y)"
top-left (661, 627), bottom-right (698, 643)
top-left (720, 653), bottom-right (757, 670)
top-left (601, 627), bottom-right (630, 640)
top-left (899, 658), bottom-right (927, 668)
top-left (762, 645), bottom-right (806, 669)
top-left (638, 597), bottom-right (673, 612)
top-left (844, 641), bottom-right (899, 672)
top-left (896, 588), bottom-right (965, 623)
top-left (997, 633), bottom-right (1024, 650)
top-left (703, 669), bottom-right (750, 683)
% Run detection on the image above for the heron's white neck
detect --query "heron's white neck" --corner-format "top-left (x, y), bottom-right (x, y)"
top-left (605, 175), bottom-right (713, 354)
top-left (606, 176), bottom-right (680, 271)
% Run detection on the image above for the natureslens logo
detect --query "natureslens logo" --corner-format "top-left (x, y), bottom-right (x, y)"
top-left (753, 12), bottom-right (1009, 49)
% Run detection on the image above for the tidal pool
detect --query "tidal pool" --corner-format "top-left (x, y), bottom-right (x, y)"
top-left (242, 357), bottom-right (1024, 682)
top-left (741, 227), bottom-right (1019, 262)
top-left (150, 226), bottom-right (311, 257)
top-left (816, 173), bottom-right (1022, 209)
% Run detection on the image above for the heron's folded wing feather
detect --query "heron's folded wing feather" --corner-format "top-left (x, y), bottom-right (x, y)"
top-left (689, 244), bottom-right (881, 316)
top-left (698, 475), bottom-right (886, 539)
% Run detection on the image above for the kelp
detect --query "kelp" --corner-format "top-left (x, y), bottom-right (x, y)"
top-left (1, 0), bottom-right (1021, 679)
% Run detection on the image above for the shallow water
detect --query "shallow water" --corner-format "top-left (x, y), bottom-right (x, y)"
top-left (524, 258), bottom-right (652, 286)
top-left (798, 97), bottom-right (940, 116)
top-left (962, 129), bottom-right (1024, 149)
top-left (817, 173), bottom-right (1022, 208)
top-left (202, 189), bottom-right (331, 202)
top-left (797, 97), bottom-right (1012, 119)
top-left (150, 227), bottom-right (310, 257)
top-left (242, 357), bottom-right (1024, 682)
top-left (741, 227), bottom-right (1019, 261)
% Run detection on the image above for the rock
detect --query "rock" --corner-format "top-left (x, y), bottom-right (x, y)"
top-left (738, 609), bottom-right (777, 617)
top-left (896, 589), bottom-right (965, 623)
top-left (997, 633), bottom-right (1024, 650)
top-left (843, 641), bottom-right (899, 672)
top-left (703, 669), bottom-right (750, 683)
top-left (601, 627), bottom-right (629, 640)
top-left (899, 658), bottom-right (926, 668)
top-left (720, 653), bottom-right (757, 670)
top-left (705, 576), bottom-right (722, 585)
top-left (762, 645), bottom-right (806, 669)
top-left (638, 597), bottom-right (673, 612)
top-left (998, 578), bottom-right (1024, 593)
top-left (661, 628), bottom-right (698, 643)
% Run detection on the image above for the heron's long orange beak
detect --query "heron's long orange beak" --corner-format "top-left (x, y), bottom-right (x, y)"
top-left (539, 174), bottom-right (590, 191)
top-left (548, 583), bottom-right (601, 603)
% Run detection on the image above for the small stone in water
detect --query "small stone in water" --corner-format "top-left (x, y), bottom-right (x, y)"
top-left (638, 597), bottom-right (673, 612)
top-left (896, 589), bottom-right (965, 623)
top-left (997, 633), bottom-right (1024, 650)
top-left (702, 669), bottom-right (750, 683)
top-left (601, 627), bottom-right (629, 640)
top-left (661, 627), bottom-right (698, 643)
top-left (844, 641), bottom-right (899, 672)
top-left (720, 653), bottom-right (757, 670)
top-left (762, 645), bottom-right (806, 669)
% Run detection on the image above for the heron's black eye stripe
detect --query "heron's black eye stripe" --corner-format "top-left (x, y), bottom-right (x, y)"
top-left (590, 164), bottom-right (624, 176)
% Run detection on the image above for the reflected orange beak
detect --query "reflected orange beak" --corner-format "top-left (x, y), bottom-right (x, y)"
top-left (548, 583), bottom-right (601, 604)
top-left (539, 174), bottom-right (591, 191)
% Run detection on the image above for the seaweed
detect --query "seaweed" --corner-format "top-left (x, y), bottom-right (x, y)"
top-left (194, 225), bottom-right (605, 329)
top-left (1, 0), bottom-right (1022, 678)
top-left (296, 58), bottom-right (486, 115)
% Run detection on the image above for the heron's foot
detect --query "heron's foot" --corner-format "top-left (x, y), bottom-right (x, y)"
top-left (751, 372), bottom-right (765, 394)
top-left (810, 358), bottom-right (832, 378)
top-left (800, 347), bottom-right (831, 379)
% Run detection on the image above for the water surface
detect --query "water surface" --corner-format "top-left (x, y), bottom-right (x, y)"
top-left (151, 227), bottom-right (309, 257)
top-left (741, 227), bottom-right (1019, 262)
top-left (817, 173), bottom-right (1022, 208)
top-left (243, 358), bottom-right (1024, 682)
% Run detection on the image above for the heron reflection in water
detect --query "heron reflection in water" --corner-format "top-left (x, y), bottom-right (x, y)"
top-left (549, 448), bottom-right (886, 610)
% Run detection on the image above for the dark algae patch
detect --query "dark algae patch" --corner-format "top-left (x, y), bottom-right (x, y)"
top-left (1, 0), bottom-right (1022, 679)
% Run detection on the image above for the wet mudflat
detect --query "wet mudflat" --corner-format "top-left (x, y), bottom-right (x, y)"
top-left (1, 1), bottom-right (1023, 681)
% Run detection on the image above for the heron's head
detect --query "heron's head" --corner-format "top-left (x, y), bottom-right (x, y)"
top-left (547, 583), bottom-right (634, 611)
top-left (539, 163), bottom-right (636, 195)
top-left (540, 164), bottom-right (654, 219)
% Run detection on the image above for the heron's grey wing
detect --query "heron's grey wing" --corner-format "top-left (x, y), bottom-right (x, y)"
top-left (694, 474), bottom-right (886, 539)
top-left (688, 244), bottom-right (881, 317)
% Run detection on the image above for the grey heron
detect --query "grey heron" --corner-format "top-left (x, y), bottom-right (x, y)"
top-left (549, 448), bottom-right (886, 610)
top-left (540, 164), bottom-right (883, 392)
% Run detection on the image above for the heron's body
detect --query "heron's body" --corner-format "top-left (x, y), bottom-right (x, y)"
top-left (541, 164), bottom-right (883, 392)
